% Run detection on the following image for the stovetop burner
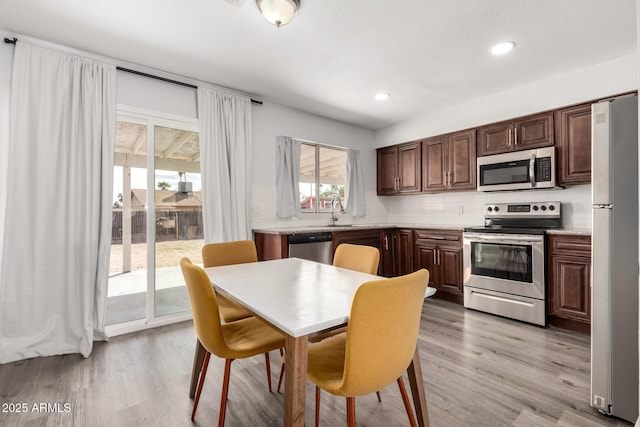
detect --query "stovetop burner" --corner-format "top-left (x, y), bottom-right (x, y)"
top-left (464, 201), bottom-right (562, 235)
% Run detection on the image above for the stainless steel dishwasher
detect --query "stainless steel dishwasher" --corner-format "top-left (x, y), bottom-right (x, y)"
top-left (287, 232), bottom-right (333, 265)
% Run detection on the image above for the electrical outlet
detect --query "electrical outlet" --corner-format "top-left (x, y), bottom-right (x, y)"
top-left (457, 205), bottom-right (464, 215)
top-left (251, 206), bottom-right (261, 217)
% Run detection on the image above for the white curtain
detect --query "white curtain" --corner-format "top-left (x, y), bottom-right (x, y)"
top-left (345, 148), bottom-right (367, 216)
top-left (275, 136), bottom-right (301, 218)
top-left (198, 87), bottom-right (252, 242)
top-left (0, 42), bottom-right (116, 363)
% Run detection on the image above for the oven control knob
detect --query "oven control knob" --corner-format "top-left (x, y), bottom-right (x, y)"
top-left (541, 205), bottom-right (547, 211)
top-left (549, 205), bottom-right (555, 211)
top-left (532, 205), bottom-right (539, 211)
top-left (494, 206), bottom-right (499, 212)
top-left (487, 207), bottom-right (493, 212)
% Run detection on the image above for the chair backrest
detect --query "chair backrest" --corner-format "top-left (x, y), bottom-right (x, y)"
top-left (340, 269), bottom-right (429, 396)
top-left (333, 243), bottom-right (380, 275)
top-left (180, 257), bottom-right (228, 356)
top-left (202, 240), bottom-right (258, 268)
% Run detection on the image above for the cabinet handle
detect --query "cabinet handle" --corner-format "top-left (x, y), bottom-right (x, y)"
top-left (508, 128), bottom-right (512, 147)
top-left (433, 251), bottom-right (436, 264)
top-left (384, 235), bottom-right (388, 250)
top-left (514, 127), bottom-right (518, 146)
top-left (437, 249), bottom-right (441, 265)
top-left (429, 236), bottom-right (446, 240)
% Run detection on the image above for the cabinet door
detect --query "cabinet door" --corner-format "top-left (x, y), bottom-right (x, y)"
top-left (381, 229), bottom-right (396, 278)
top-left (555, 104), bottom-right (592, 185)
top-left (513, 112), bottom-right (554, 150)
top-left (398, 141), bottom-right (422, 193)
top-left (376, 146), bottom-right (399, 195)
top-left (414, 243), bottom-right (438, 288)
top-left (422, 136), bottom-right (447, 192)
top-left (447, 129), bottom-right (476, 191)
top-left (477, 121), bottom-right (512, 156)
top-left (549, 255), bottom-right (591, 322)
top-left (396, 229), bottom-right (414, 276)
top-left (439, 245), bottom-right (463, 295)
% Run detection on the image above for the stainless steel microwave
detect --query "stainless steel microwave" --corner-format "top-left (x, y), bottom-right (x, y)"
top-left (476, 146), bottom-right (555, 191)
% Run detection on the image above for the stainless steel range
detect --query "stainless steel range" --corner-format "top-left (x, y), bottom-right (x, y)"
top-left (463, 201), bottom-right (561, 326)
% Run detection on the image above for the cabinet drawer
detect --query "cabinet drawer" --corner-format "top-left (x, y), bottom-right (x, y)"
top-left (414, 229), bottom-right (462, 245)
top-left (548, 234), bottom-right (591, 257)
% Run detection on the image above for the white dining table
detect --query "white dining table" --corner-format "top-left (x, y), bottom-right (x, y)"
top-left (188, 257), bottom-right (431, 427)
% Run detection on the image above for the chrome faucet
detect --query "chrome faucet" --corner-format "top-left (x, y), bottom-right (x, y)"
top-left (330, 195), bottom-right (345, 225)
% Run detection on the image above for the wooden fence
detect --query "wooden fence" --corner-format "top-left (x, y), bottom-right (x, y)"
top-left (111, 209), bottom-right (203, 244)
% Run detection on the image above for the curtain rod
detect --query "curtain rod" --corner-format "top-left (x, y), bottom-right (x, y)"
top-left (3, 37), bottom-right (263, 105)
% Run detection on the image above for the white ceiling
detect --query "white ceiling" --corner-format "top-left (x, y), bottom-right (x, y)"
top-left (0, 0), bottom-right (637, 130)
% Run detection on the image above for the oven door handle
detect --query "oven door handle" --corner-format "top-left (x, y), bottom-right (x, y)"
top-left (464, 234), bottom-right (543, 244)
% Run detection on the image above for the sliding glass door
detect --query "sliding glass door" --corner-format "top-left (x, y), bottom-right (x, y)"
top-left (107, 108), bottom-right (201, 333)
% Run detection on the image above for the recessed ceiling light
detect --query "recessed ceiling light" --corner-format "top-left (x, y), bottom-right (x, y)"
top-left (375, 92), bottom-right (390, 101)
top-left (491, 41), bottom-right (516, 55)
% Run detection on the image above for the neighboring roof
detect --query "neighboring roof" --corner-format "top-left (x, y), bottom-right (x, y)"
top-left (129, 189), bottom-right (202, 209)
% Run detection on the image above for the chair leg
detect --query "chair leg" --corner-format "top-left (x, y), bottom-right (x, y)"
top-left (218, 359), bottom-right (233, 427)
top-left (264, 352), bottom-right (272, 392)
top-left (397, 377), bottom-right (417, 427)
top-left (346, 397), bottom-right (356, 427)
top-left (376, 391), bottom-right (382, 402)
top-left (277, 362), bottom-right (285, 393)
top-left (277, 348), bottom-right (285, 393)
top-left (191, 351), bottom-right (211, 421)
top-left (315, 386), bottom-right (321, 427)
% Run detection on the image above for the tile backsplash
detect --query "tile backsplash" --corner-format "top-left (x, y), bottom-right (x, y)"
top-left (384, 184), bottom-right (591, 229)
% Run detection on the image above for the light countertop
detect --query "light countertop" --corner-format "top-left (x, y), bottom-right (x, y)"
top-left (253, 223), bottom-right (468, 235)
top-left (253, 224), bottom-right (591, 235)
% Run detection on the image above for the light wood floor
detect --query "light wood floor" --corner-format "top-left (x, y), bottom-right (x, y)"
top-left (0, 299), bottom-right (633, 427)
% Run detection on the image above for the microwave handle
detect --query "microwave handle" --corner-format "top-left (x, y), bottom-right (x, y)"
top-left (529, 153), bottom-right (536, 186)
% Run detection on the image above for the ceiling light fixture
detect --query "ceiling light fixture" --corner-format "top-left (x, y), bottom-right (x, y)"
top-left (375, 92), bottom-right (390, 101)
top-left (256, 0), bottom-right (300, 28)
top-left (491, 41), bottom-right (516, 55)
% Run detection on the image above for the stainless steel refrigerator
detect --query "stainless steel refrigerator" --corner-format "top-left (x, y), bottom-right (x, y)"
top-left (591, 94), bottom-right (639, 423)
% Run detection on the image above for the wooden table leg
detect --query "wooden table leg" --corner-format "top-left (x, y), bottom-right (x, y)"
top-left (189, 339), bottom-right (206, 399)
top-left (407, 346), bottom-right (430, 427)
top-left (283, 335), bottom-right (307, 427)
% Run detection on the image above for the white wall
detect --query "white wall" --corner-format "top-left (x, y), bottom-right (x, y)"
top-left (250, 101), bottom-right (384, 228)
top-left (375, 53), bottom-right (639, 230)
top-left (116, 71), bottom-right (198, 118)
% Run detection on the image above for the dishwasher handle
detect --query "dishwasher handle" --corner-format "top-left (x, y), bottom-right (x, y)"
top-left (287, 232), bottom-right (333, 244)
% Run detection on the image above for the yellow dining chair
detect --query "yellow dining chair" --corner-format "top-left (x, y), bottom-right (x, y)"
top-left (332, 243), bottom-right (380, 275)
top-left (307, 269), bottom-right (429, 427)
top-left (180, 258), bottom-right (286, 426)
top-left (276, 243), bottom-right (381, 393)
top-left (202, 240), bottom-right (257, 323)
top-left (200, 240), bottom-right (278, 392)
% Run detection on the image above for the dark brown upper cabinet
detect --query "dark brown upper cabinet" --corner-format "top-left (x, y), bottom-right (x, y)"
top-left (422, 129), bottom-right (476, 192)
top-left (376, 141), bottom-right (421, 195)
top-left (555, 103), bottom-right (592, 185)
top-left (477, 112), bottom-right (554, 156)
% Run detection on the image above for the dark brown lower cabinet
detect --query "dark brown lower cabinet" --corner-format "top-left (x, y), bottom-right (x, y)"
top-left (413, 229), bottom-right (463, 304)
top-left (547, 234), bottom-right (591, 334)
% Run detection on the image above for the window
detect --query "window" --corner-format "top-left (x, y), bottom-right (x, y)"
top-left (299, 142), bottom-right (347, 213)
